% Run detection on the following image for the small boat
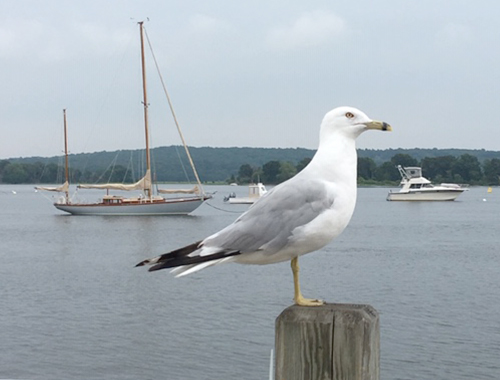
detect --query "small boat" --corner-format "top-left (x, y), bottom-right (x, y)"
top-left (38, 22), bottom-right (210, 215)
top-left (226, 183), bottom-right (268, 204)
top-left (387, 165), bottom-right (468, 201)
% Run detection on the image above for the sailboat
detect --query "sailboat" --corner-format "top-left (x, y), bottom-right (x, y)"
top-left (43, 22), bottom-right (210, 215)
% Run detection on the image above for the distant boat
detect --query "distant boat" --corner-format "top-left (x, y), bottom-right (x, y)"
top-left (387, 165), bottom-right (468, 201)
top-left (226, 182), bottom-right (268, 204)
top-left (38, 22), bottom-right (210, 215)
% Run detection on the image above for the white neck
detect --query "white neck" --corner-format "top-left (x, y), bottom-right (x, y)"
top-left (304, 132), bottom-right (358, 187)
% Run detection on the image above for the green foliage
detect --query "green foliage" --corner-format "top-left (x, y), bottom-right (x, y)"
top-left (39, 163), bottom-right (60, 183)
top-left (277, 161), bottom-right (297, 183)
top-left (0, 160), bottom-right (9, 172)
top-left (237, 164), bottom-right (254, 184)
top-left (2, 163), bottom-right (29, 184)
top-left (421, 156), bottom-right (457, 181)
top-left (452, 154), bottom-right (482, 183)
top-left (4, 147), bottom-right (500, 185)
top-left (482, 158), bottom-right (500, 185)
top-left (262, 161), bottom-right (281, 184)
top-left (107, 165), bottom-right (134, 183)
top-left (0, 160), bottom-right (10, 182)
top-left (418, 154), bottom-right (483, 184)
top-left (375, 161), bottom-right (400, 181)
top-left (358, 157), bottom-right (377, 180)
top-left (296, 157), bottom-right (312, 172)
top-left (390, 153), bottom-right (418, 167)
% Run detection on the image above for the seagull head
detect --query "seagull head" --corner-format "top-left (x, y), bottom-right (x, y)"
top-left (320, 106), bottom-right (392, 142)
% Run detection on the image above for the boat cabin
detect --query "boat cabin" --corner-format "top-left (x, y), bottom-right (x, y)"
top-left (397, 166), bottom-right (432, 187)
top-left (404, 167), bottom-right (423, 178)
top-left (102, 195), bottom-right (124, 205)
top-left (248, 183), bottom-right (267, 198)
top-left (409, 183), bottom-right (434, 189)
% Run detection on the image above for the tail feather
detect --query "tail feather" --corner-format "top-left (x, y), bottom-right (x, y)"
top-left (170, 265), bottom-right (196, 276)
top-left (172, 259), bottom-right (227, 277)
top-left (171, 257), bottom-right (236, 277)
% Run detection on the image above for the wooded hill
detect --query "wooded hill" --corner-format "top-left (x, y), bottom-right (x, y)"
top-left (3, 146), bottom-right (500, 184)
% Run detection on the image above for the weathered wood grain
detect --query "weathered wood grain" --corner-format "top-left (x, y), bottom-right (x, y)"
top-left (275, 303), bottom-right (379, 380)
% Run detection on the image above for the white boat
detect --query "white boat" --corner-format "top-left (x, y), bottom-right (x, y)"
top-left (227, 183), bottom-right (268, 204)
top-left (38, 22), bottom-right (210, 215)
top-left (387, 165), bottom-right (468, 201)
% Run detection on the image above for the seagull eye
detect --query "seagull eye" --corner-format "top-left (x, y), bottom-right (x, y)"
top-left (345, 112), bottom-right (354, 119)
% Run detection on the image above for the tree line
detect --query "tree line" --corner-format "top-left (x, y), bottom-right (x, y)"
top-left (0, 160), bottom-right (134, 185)
top-left (231, 153), bottom-right (500, 186)
top-left (2, 151), bottom-right (500, 186)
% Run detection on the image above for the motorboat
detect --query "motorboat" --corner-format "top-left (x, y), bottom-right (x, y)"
top-left (387, 166), bottom-right (468, 201)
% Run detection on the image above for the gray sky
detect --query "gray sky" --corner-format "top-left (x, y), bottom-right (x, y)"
top-left (1, 1), bottom-right (499, 159)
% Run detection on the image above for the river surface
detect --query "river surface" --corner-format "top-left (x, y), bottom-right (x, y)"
top-left (1, 184), bottom-right (499, 380)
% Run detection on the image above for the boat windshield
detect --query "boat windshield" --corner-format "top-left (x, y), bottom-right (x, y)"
top-left (405, 167), bottom-right (422, 178)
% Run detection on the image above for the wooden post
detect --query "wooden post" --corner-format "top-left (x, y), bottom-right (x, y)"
top-left (275, 303), bottom-right (379, 380)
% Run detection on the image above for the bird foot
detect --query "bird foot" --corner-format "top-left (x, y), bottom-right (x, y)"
top-left (294, 295), bottom-right (325, 307)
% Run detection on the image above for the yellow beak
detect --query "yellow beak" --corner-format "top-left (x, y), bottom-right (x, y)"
top-left (366, 120), bottom-right (392, 131)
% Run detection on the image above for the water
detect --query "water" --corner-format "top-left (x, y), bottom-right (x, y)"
top-left (1, 185), bottom-right (499, 380)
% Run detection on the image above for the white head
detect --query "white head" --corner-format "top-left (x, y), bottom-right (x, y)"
top-left (319, 106), bottom-right (391, 143)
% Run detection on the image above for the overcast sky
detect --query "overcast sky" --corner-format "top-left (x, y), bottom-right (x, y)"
top-left (1, 1), bottom-right (499, 159)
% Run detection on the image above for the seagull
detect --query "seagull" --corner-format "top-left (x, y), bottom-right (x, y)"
top-left (136, 106), bottom-right (391, 306)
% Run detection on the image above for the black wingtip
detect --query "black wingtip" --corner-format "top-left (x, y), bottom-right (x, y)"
top-left (135, 241), bottom-right (204, 269)
top-left (148, 265), bottom-right (163, 272)
top-left (135, 260), bottom-right (149, 267)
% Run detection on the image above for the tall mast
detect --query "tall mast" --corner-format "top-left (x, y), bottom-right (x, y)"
top-left (139, 21), bottom-right (152, 198)
top-left (63, 108), bottom-right (69, 201)
top-left (143, 26), bottom-right (206, 197)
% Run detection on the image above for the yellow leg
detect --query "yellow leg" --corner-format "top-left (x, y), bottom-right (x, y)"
top-left (291, 257), bottom-right (324, 306)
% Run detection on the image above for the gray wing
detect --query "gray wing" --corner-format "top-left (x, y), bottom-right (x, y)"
top-left (204, 178), bottom-right (335, 254)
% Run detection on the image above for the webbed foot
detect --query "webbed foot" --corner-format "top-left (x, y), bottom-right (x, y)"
top-left (294, 294), bottom-right (324, 307)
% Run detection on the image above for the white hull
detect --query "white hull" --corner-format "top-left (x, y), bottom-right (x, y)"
top-left (55, 197), bottom-right (208, 215)
top-left (387, 190), bottom-right (465, 201)
top-left (228, 197), bottom-right (256, 204)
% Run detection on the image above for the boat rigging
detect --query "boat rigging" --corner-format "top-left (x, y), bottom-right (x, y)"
top-left (38, 22), bottom-right (211, 215)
